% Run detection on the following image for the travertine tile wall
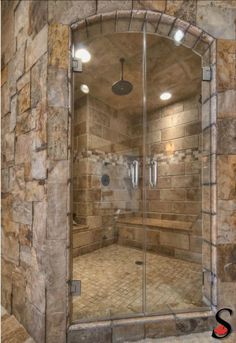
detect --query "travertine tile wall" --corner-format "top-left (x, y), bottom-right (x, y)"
top-left (1, 1), bottom-right (236, 342)
top-left (72, 95), bottom-right (140, 255)
top-left (118, 96), bottom-right (203, 263)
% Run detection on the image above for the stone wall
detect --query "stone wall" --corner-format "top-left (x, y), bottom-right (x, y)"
top-left (72, 95), bottom-right (140, 255)
top-left (1, 1), bottom-right (236, 342)
top-left (118, 96), bottom-right (202, 263)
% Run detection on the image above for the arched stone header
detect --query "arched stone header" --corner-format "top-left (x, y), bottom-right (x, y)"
top-left (71, 10), bottom-right (215, 57)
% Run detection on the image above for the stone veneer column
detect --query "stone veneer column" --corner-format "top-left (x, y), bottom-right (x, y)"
top-left (216, 39), bottom-right (236, 330)
top-left (1, 1), bottom-right (236, 342)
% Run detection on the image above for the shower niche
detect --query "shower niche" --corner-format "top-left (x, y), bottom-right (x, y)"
top-left (71, 23), bottom-right (209, 323)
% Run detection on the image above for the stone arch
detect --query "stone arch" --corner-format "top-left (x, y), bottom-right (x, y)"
top-left (68, 8), bottom-right (217, 341)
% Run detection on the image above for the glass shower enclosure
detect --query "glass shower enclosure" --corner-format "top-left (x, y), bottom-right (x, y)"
top-left (71, 18), bottom-right (206, 322)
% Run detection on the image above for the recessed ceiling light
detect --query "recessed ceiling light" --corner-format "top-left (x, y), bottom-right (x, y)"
top-left (75, 48), bottom-right (91, 63)
top-left (80, 84), bottom-right (89, 94)
top-left (160, 92), bottom-right (172, 101)
top-left (174, 29), bottom-right (184, 43)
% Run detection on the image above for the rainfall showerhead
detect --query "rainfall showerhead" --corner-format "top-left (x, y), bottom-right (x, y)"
top-left (112, 58), bottom-right (133, 96)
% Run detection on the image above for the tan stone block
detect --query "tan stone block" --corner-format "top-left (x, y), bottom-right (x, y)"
top-left (26, 25), bottom-right (48, 71)
top-left (14, 42), bottom-right (25, 81)
top-left (157, 177), bottom-right (171, 189)
top-left (190, 235), bottom-right (202, 253)
top-left (218, 90), bottom-right (236, 118)
top-left (17, 71), bottom-right (30, 92)
top-left (47, 183), bottom-right (67, 239)
top-left (197, 2), bottom-right (236, 40)
top-left (48, 160), bottom-right (69, 184)
top-left (217, 244), bottom-right (236, 282)
top-left (10, 94), bottom-right (17, 132)
top-left (2, 231), bottom-right (20, 264)
top-left (147, 190), bottom-right (160, 200)
top-left (33, 202), bottom-right (47, 246)
top-left (31, 53), bottom-right (47, 108)
top-left (172, 201), bottom-right (201, 215)
top-left (1, 168), bottom-right (9, 193)
top-left (217, 200), bottom-right (236, 244)
top-left (13, 201), bottom-right (32, 225)
top-left (160, 231), bottom-right (189, 250)
top-left (160, 189), bottom-right (186, 201)
top-left (32, 150), bottom-right (47, 180)
top-left (26, 181), bottom-right (45, 201)
top-left (28, 0), bottom-right (47, 38)
top-left (48, 107), bottom-right (68, 160)
top-left (45, 240), bottom-right (67, 288)
top-left (217, 119), bottom-right (236, 154)
top-left (217, 155), bottom-right (236, 200)
top-left (166, 0), bottom-right (197, 24)
top-left (49, 0), bottom-right (96, 24)
top-left (48, 67), bottom-right (68, 108)
top-left (162, 126), bottom-right (185, 141)
top-left (1, 83), bottom-right (10, 116)
top-left (171, 175), bottom-right (200, 188)
top-left (18, 83), bottom-right (30, 115)
top-left (175, 248), bottom-right (201, 263)
top-left (14, 0), bottom-right (29, 38)
top-left (25, 301), bottom-right (45, 343)
top-left (159, 163), bottom-right (185, 176)
top-left (1, 65), bottom-right (8, 86)
top-left (19, 224), bottom-right (32, 247)
top-left (148, 200), bottom-right (173, 213)
top-left (9, 165), bottom-right (25, 201)
top-left (26, 270), bottom-right (45, 314)
top-left (217, 39), bottom-right (236, 91)
top-left (48, 23), bottom-right (69, 69)
top-left (186, 188), bottom-right (201, 201)
top-left (3, 132), bottom-right (15, 162)
top-left (32, 103), bottom-right (47, 150)
top-left (16, 110), bottom-right (35, 135)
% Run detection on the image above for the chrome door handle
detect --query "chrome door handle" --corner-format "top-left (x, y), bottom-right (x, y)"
top-left (149, 160), bottom-right (157, 188)
top-left (131, 160), bottom-right (139, 189)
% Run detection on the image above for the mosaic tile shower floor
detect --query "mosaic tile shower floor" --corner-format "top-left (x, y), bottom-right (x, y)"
top-left (72, 244), bottom-right (204, 321)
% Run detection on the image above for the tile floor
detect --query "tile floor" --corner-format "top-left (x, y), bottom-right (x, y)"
top-left (72, 244), bottom-right (205, 321)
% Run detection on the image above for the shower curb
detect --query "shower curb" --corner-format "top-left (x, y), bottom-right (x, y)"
top-left (68, 310), bottom-right (215, 342)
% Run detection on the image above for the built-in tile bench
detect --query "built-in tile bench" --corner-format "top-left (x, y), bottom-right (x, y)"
top-left (117, 217), bottom-right (202, 263)
top-left (73, 224), bottom-right (115, 257)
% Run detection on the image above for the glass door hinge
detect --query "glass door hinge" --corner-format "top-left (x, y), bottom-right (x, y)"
top-left (68, 280), bottom-right (81, 296)
top-left (72, 58), bottom-right (83, 73)
top-left (202, 66), bottom-right (212, 81)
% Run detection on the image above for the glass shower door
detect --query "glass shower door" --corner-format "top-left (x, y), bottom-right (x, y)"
top-left (72, 26), bottom-right (148, 321)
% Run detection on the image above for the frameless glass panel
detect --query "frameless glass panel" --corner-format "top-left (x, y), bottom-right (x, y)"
top-left (72, 27), bottom-right (146, 321)
top-left (145, 31), bottom-right (206, 314)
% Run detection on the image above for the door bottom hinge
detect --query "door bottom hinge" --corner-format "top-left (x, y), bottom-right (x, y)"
top-left (68, 280), bottom-right (81, 296)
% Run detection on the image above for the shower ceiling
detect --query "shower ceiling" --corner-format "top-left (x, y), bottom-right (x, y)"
top-left (74, 32), bottom-right (201, 113)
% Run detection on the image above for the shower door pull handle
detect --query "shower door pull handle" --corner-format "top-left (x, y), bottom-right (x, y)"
top-left (149, 160), bottom-right (157, 188)
top-left (131, 160), bottom-right (139, 189)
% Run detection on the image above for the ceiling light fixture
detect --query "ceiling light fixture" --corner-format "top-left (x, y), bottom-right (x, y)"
top-left (80, 84), bottom-right (89, 94)
top-left (160, 92), bottom-right (172, 101)
top-left (174, 29), bottom-right (184, 43)
top-left (75, 48), bottom-right (91, 63)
